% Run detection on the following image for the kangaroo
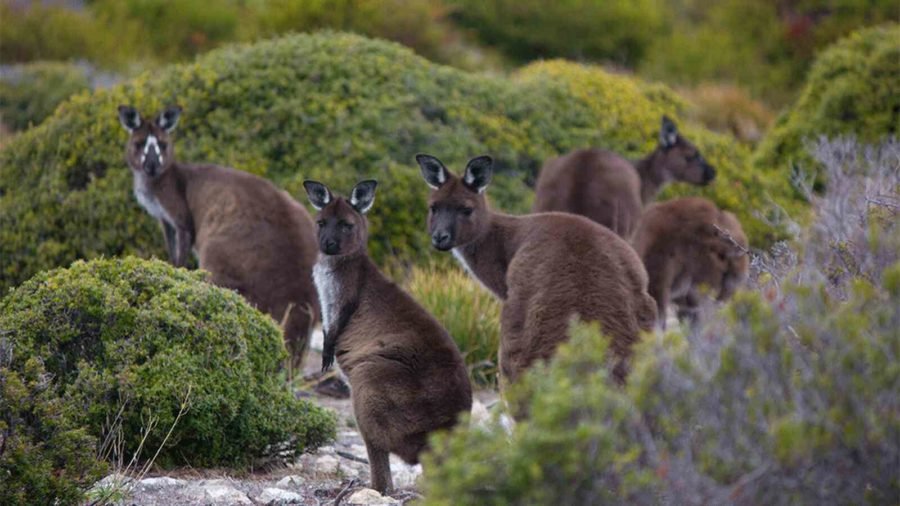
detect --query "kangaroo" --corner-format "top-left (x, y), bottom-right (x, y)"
top-left (303, 179), bottom-right (472, 493)
top-left (632, 196), bottom-right (749, 327)
top-left (118, 105), bottom-right (319, 373)
top-left (416, 154), bottom-right (657, 389)
top-left (533, 116), bottom-right (716, 239)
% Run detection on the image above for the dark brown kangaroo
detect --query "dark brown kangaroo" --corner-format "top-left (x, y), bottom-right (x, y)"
top-left (632, 197), bottom-right (749, 327)
top-left (533, 116), bottom-right (716, 239)
top-left (417, 154), bottom-right (657, 389)
top-left (303, 179), bottom-right (472, 494)
top-left (118, 105), bottom-right (319, 372)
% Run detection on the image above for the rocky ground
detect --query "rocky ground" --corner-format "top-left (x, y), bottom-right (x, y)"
top-left (90, 331), bottom-right (498, 505)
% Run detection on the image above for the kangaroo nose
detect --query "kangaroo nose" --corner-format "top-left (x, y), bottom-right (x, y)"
top-left (432, 231), bottom-right (452, 250)
top-left (323, 239), bottom-right (338, 255)
top-left (703, 164), bottom-right (716, 184)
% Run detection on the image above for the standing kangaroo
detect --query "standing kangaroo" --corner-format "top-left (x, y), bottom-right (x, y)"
top-left (118, 105), bottom-right (319, 372)
top-left (303, 179), bottom-right (472, 494)
top-left (632, 197), bottom-right (749, 327)
top-left (416, 154), bottom-right (657, 388)
top-left (533, 116), bottom-right (716, 239)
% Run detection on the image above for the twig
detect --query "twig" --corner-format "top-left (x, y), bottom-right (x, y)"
top-left (336, 450), bottom-right (369, 465)
top-left (712, 224), bottom-right (751, 256)
top-left (333, 478), bottom-right (360, 506)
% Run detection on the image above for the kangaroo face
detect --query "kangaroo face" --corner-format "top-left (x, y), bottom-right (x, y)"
top-left (303, 180), bottom-right (377, 256)
top-left (118, 105), bottom-right (181, 179)
top-left (657, 115), bottom-right (716, 185)
top-left (416, 154), bottom-right (492, 251)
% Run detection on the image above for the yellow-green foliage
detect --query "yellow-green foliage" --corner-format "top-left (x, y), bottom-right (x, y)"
top-left (0, 257), bottom-right (336, 470)
top-left (0, 62), bottom-right (91, 131)
top-left (405, 266), bottom-right (501, 385)
top-left (517, 60), bottom-right (804, 245)
top-left (0, 33), bottom-right (787, 295)
top-left (754, 24), bottom-right (900, 176)
top-left (680, 83), bottom-right (775, 145)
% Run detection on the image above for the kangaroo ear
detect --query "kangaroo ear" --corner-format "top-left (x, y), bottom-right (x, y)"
top-left (463, 155), bottom-right (493, 194)
top-left (350, 179), bottom-right (377, 214)
top-left (118, 105), bottom-right (141, 132)
top-left (416, 154), bottom-right (449, 189)
top-left (660, 115), bottom-right (678, 148)
top-left (303, 180), bottom-right (332, 211)
top-left (156, 105), bottom-right (182, 133)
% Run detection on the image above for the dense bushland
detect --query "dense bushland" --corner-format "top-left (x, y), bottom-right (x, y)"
top-left (0, 257), bottom-right (336, 478)
top-left (0, 32), bottom-right (782, 295)
top-left (754, 24), bottom-right (900, 179)
top-left (421, 137), bottom-right (899, 505)
top-left (0, 62), bottom-right (95, 131)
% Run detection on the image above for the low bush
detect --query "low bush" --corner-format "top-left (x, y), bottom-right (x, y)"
top-left (0, 257), bottom-right (336, 470)
top-left (680, 83), bottom-right (774, 145)
top-left (405, 265), bottom-right (501, 385)
top-left (0, 349), bottom-right (108, 506)
top-left (0, 33), bottom-right (783, 295)
top-left (0, 62), bottom-right (91, 131)
top-left (753, 24), bottom-right (900, 179)
top-left (422, 138), bottom-right (899, 505)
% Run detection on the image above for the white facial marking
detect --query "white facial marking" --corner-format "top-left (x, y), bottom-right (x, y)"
top-left (313, 257), bottom-right (341, 335)
top-left (141, 135), bottom-right (163, 164)
top-left (452, 247), bottom-right (491, 293)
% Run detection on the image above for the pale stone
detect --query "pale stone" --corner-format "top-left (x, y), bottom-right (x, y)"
top-left (315, 455), bottom-right (340, 474)
top-left (257, 487), bottom-right (303, 505)
top-left (346, 488), bottom-right (400, 505)
top-left (202, 483), bottom-right (252, 505)
top-left (275, 475), bottom-right (306, 488)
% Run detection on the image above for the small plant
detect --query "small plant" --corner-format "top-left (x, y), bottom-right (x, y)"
top-left (406, 265), bottom-right (501, 385)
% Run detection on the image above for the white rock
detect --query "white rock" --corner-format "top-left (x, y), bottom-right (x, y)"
top-left (275, 475), bottom-right (306, 488)
top-left (317, 445), bottom-right (336, 455)
top-left (202, 483), bottom-right (252, 505)
top-left (346, 488), bottom-right (400, 505)
top-left (470, 400), bottom-right (491, 427)
top-left (138, 476), bottom-right (186, 491)
top-left (389, 456), bottom-right (422, 489)
top-left (315, 455), bottom-right (340, 475)
top-left (257, 487), bottom-right (303, 505)
top-left (341, 465), bottom-right (360, 479)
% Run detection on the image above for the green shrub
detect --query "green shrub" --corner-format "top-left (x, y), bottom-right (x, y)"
top-left (680, 83), bottom-right (774, 145)
top-left (0, 62), bottom-right (91, 131)
top-left (446, 0), bottom-right (663, 66)
top-left (0, 352), bottom-right (108, 506)
top-left (0, 32), bottom-right (782, 295)
top-left (753, 24), bottom-right (900, 178)
top-left (0, 257), bottom-right (336, 469)
top-left (422, 138), bottom-right (900, 505)
top-left (405, 265), bottom-right (501, 385)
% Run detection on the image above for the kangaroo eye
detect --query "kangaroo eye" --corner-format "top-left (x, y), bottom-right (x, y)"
top-left (316, 220), bottom-right (326, 227)
top-left (460, 207), bottom-right (474, 217)
top-left (134, 141), bottom-right (144, 149)
top-left (685, 153), bottom-right (699, 162)
top-left (159, 142), bottom-right (168, 150)
top-left (340, 221), bottom-right (354, 231)
top-left (429, 204), bottom-right (438, 214)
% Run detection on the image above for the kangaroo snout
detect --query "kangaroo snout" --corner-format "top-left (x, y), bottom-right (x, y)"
top-left (322, 238), bottom-right (339, 255)
top-left (702, 163), bottom-right (716, 184)
top-left (431, 230), bottom-right (453, 250)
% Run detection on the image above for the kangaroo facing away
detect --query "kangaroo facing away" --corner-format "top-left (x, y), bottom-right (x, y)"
top-left (533, 116), bottom-right (716, 239)
top-left (416, 154), bottom-right (657, 390)
top-left (632, 196), bottom-right (749, 327)
top-left (303, 179), bottom-right (472, 493)
top-left (118, 105), bottom-right (319, 373)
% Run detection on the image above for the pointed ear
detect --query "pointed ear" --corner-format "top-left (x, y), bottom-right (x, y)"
top-left (118, 105), bottom-right (141, 132)
top-left (416, 154), bottom-right (449, 189)
top-left (463, 155), bottom-right (493, 194)
top-left (156, 105), bottom-right (182, 133)
top-left (660, 115), bottom-right (678, 148)
top-left (350, 179), bottom-right (377, 214)
top-left (303, 180), bottom-right (332, 210)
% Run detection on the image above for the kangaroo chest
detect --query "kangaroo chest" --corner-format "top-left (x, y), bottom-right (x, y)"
top-left (133, 175), bottom-right (175, 226)
top-left (312, 260), bottom-right (342, 336)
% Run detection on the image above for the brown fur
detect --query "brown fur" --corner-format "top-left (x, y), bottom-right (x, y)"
top-left (304, 180), bottom-right (472, 494)
top-left (632, 197), bottom-right (749, 327)
top-left (533, 116), bottom-right (716, 239)
top-left (118, 106), bottom-right (319, 372)
top-left (417, 154), bottom-right (657, 388)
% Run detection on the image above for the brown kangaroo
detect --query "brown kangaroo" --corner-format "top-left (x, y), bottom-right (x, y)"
top-left (416, 154), bottom-right (657, 388)
top-left (533, 116), bottom-right (716, 239)
top-left (118, 105), bottom-right (319, 372)
top-left (303, 179), bottom-right (472, 493)
top-left (632, 196), bottom-right (749, 327)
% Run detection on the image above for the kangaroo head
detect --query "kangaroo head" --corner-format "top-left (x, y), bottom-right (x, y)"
top-left (303, 179), bottom-right (377, 257)
top-left (654, 115), bottom-right (716, 186)
top-left (118, 105), bottom-right (181, 179)
top-left (416, 154), bottom-right (492, 251)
